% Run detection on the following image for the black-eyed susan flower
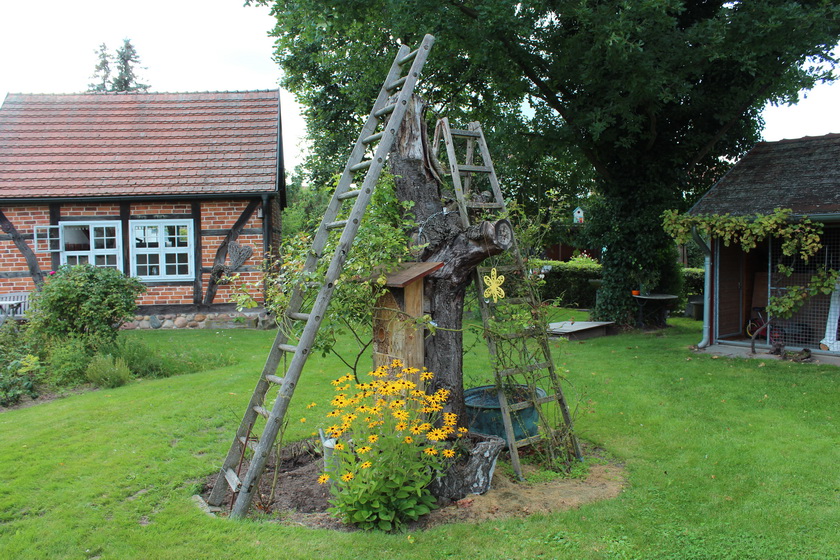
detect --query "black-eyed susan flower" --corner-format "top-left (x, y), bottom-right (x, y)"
top-left (360, 461), bottom-right (372, 469)
top-left (317, 473), bottom-right (330, 484)
top-left (423, 447), bottom-right (438, 456)
top-left (442, 449), bottom-right (456, 458)
top-left (341, 472), bottom-right (354, 482)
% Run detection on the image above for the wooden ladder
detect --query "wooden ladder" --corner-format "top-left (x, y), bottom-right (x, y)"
top-left (208, 34), bottom-right (435, 518)
top-left (434, 118), bottom-right (583, 479)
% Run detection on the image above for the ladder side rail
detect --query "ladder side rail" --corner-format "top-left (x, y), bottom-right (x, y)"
top-left (229, 35), bottom-right (436, 517)
top-left (293, 43), bottom-right (413, 287)
top-left (438, 118), bottom-right (472, 228)
top-left (215, 42), bottom-right (415, 501)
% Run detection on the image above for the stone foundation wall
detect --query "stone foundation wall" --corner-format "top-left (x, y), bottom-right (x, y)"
top-left (122, 310), bottom-right (275, 330)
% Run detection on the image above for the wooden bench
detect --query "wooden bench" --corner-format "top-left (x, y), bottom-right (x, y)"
top-left (0, 292), bottom-right (31, 325)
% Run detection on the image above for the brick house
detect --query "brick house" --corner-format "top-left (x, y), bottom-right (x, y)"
top-left (689, 133), bottom-right (840, 352)
top-left (0, 91), bottom-right (284, 328)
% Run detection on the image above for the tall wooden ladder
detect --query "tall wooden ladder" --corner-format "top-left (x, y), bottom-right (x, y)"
top-left (208, 34), bottom-right (435, 518)
top-left (434, 118), bottom-right (583, 479)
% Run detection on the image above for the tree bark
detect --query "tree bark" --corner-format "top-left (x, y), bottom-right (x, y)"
top-left (389, 96), bottom-right (511, 422)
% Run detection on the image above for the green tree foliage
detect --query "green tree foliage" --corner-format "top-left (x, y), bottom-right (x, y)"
top-left (88, 39), bottom-right (150, 93)
top-left (88, 43), bottom-right (112, 92)
top-left (253, 0), bottom-right (840, 323)
top-left (28, 264), bottom-right (146, 347)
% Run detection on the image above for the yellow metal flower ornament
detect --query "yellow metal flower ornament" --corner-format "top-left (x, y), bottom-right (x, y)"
top-left (483, 267), bottom-right (505, 303)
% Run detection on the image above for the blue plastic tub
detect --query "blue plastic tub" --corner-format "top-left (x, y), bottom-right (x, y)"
top-left (464, 385), bottom-right (545, 443)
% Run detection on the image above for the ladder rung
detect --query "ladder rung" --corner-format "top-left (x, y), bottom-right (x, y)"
top-left (466, 202), bottom-right (504, 209)
top-left (252, 406), bottom-right (270, 419)
top-left (224, 468), bottom-right (242, 492)
top-left (513, 433), bottom-right (544, 448)
top-left (286, 311), bottom-right (310, 321)
top-left (337, 189), bottom-right (362, 200)
top-left (508, 394), bottom-right (555, 412)
top-left (350, 160), bottom-right (373, 172)
top-left (265, 374), bottom-right (284, 385)
top-left (397, 48), bottom-right (418, 66)
top-left (238, 435), bottom-right (259, 451)
top-left (449, 128), bottom-right (481, 138)
top-left (326, 220), bottom-right (348, 230)
top-left (374, 103), bottom-right (397, 118)
top-left (386, 75), bottom-right (407, 91)
top-left (458, 165), bottom-right (492, 173)
top-left (498, 361), bottom-right (552, 377)
top-left (362, 131), bottom-right (385, 145)
top-left (277, 344), bottom-right (298, 353)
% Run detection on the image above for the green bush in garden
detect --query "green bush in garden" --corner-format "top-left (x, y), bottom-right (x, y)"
top-left (85, 354), bottom-right (132, 388)
top-left (28, 264), bottom-right (145, 346)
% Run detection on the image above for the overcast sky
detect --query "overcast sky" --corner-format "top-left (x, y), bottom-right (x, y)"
top-left (1, 0), bottom-right (838, 171)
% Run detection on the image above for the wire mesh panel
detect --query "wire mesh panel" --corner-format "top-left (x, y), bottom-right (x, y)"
top-left (769, 228), bottom-right (840, 350)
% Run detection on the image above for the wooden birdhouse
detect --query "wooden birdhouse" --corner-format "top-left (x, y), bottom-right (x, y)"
top-left (573, 207), bottom-right (585, 224)
top-left (372, 261), bottom-right (443, 371)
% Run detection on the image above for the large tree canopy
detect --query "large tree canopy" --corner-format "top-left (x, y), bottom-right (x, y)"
top-left (258, 0), bottom-right (840, 322)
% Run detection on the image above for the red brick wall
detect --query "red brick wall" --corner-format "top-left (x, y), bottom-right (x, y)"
top-left (0, 200), bottom-right (267, 307)
top-left (199, 200), bottom-right (265, 305)
top-left (0, 205), bottom-right (50, 292)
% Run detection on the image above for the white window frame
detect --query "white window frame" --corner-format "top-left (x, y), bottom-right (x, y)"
top-left (56, 221), bottom-right (123, 271)
top-left (129, 219), bottom-right (194, 281)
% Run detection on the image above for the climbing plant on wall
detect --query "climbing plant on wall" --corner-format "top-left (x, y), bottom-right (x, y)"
top-left (662, 208), bottom-right (839, 319)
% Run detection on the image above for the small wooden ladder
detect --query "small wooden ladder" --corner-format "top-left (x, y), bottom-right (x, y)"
top-left (208, 34), bottom-right (436, 518)
top-left (434, 118), bottom-right (583, 479)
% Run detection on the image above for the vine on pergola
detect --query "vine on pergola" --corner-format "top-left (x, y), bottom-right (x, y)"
top-left (662, 208), bottom-right (840, 319)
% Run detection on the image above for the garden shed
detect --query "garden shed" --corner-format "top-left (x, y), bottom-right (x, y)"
top-left (689, 133), bottom-right (840, 352)
top-left (0, 90), bottom-right (284, 328)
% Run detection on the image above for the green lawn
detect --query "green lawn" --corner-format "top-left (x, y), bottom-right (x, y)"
top-left (0, 318), bottom-right (837, 559)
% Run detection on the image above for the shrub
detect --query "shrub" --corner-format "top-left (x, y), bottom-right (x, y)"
top-left (319, 361), bottom-right (463, 531)
top-left (47, 337), bottom-right (94, 387)
top-left (683, 267), bottom-right (705, 296)
top-left (539, 258), bottom-right (706, 310)
top-left (537, 255), bottom-right (602, 308)
top-left (100, 337), bottom-right (173, 379)
top-left (85, 354), bottom-right (132, 388)
top-left (28, 264), bottom-right (145, 347)
top-left (0, 355), bottom-right (41, 407)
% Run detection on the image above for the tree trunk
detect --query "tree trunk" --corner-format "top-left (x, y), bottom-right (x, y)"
top-left (389, 96), bottom-right (511, 422)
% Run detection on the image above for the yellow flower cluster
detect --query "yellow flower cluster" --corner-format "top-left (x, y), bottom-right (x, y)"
top-left (320, 360), bottom-right (464, 488)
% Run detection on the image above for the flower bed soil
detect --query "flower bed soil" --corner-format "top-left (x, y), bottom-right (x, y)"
top-left (201, 440), bottom-right (626, 531)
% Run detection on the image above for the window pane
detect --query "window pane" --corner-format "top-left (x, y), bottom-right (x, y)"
top-left (136, 253), bottom-right (160, 276)
top-left (67, 255), bottom-right (89, 265)
top-left (63, 225), bottom-right (91, 252)
top-left (93, 226), bottom-right (117, 249)
top-left (134, 225), bottom-right (159, 248)
top-left (95, 254), bottom-right (118, 268)
top-left (165, 225), bottom-right (189, 248)
top-left (164, 252), bottom-right (189, 275)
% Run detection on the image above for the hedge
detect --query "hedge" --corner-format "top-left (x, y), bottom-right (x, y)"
top-left (537, 260), bottom-right (705, 310)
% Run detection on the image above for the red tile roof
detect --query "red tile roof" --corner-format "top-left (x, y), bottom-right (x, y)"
top-left (0, 91), bottom-right (281, 200)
